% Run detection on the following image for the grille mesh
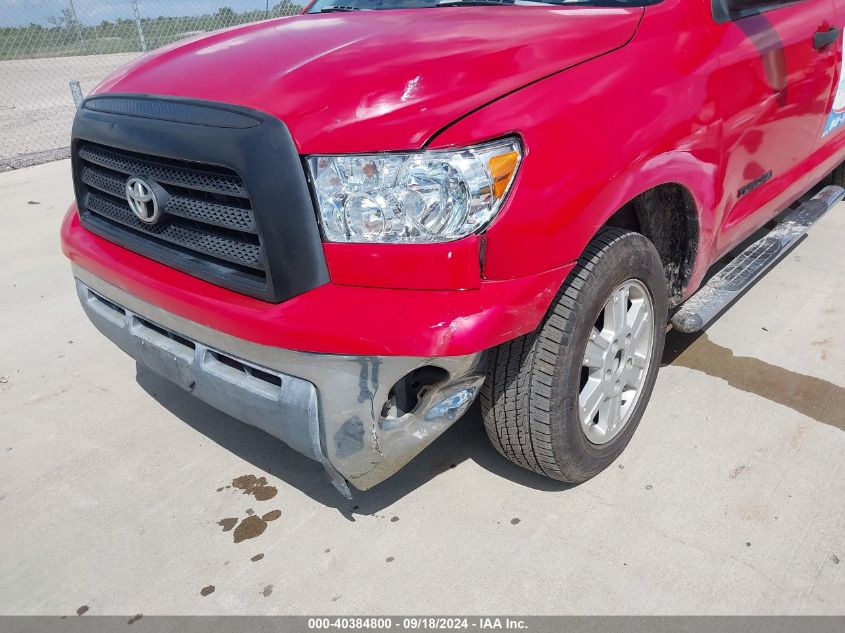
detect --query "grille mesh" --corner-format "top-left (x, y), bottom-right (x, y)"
top-left (166, 196), bottom-right (255, 232)
top-left (76, 141), bottom-right (266, 285)
top-left (86, 194), bottom-right (263, 269)
top-left (79, 144), bottom-right (248, 198)
top-left (81, 166), bottom-right (256, 232)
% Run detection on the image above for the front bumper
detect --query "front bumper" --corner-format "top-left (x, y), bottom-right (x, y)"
top-left (74, 267), bottom-right (486, 496)
top-left (62, 208), bottom-right (573, 357)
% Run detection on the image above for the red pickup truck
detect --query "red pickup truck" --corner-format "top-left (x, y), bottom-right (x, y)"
top-left (61, 0), bottom-right (845, 496)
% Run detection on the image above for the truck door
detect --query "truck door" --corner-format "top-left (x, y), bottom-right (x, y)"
top-left (712, 0), bottom-right (839, 252)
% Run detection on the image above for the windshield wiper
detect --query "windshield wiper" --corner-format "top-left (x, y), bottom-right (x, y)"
top-left (436, 0), bottom-right (515, 6)
top-left (319, 5), bottom-right (362, 12)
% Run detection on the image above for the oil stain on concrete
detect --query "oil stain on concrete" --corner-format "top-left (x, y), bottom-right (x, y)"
top-left (231, 475), bottom-right (277, 501)
top-left (232, 510), bottom-right (282, 544)
top-left (217, 518), bottom-right (237, 532)
top-left (667, 332), bottom-right (845, 430)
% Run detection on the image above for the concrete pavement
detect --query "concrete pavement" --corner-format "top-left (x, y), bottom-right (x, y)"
top-left (0, 160), bottom-right (843, 615)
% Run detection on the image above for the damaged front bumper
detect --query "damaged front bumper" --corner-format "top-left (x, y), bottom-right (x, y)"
top-left (73, 267), bottom-right (486, 496)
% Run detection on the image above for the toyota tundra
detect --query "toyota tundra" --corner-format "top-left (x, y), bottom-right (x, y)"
top-left (61, 0), bottom-right (845, 495)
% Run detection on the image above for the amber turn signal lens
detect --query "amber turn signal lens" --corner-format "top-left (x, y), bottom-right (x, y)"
top-left (489, 151), bottom-right (520, 199)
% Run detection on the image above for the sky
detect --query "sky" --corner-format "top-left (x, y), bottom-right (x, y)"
top-left (0, 0), bottom-right (276, 27)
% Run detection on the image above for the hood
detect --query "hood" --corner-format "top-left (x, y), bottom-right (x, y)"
top-left (94, 7), bottom-right (643, 153)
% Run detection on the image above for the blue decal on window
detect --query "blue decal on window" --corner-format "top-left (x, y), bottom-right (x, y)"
top-left (824, 57), bottom-right (845, 137)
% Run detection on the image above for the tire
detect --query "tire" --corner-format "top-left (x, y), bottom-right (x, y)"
top-left (480, 228), bottom-right (669, 483)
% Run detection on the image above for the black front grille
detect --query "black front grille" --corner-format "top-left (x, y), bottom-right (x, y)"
top-left (75, 141), bottom-right (267, 295)
top-left (72, 95), bottom-right (329, 303)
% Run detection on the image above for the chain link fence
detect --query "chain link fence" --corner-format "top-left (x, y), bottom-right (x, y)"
top-left (0, 1), bottom-right (303, 171)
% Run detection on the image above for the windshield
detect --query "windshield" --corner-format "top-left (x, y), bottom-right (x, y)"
top-left (306, 0), bottom-right (649, 13)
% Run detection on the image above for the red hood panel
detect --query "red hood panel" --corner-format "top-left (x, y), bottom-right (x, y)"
top-left (94, 7), bottom-right (642, 152)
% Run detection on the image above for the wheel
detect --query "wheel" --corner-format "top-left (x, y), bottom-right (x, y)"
top-left (480, 228), bottom-right (668, 483)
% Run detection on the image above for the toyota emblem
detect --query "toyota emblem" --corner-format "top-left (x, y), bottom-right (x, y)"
top-left (125, 177), bottom-right (161, 224)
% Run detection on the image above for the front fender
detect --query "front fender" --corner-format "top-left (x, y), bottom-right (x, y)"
top-left (428, 0), bottom-right (722, 297)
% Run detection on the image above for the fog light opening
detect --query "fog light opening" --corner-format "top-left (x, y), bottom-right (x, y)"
top-left (380, 366), bottom-right (449, 421)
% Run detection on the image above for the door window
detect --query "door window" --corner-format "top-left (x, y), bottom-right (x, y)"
top-left (713, 0), bottom-right (804, 22)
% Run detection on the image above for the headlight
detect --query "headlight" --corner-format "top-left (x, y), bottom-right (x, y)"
top-left (306, 137), bottom-right (522, 243)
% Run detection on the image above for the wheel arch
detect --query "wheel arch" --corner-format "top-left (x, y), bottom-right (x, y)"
top-left (603, 182), bottom-right (702, 307)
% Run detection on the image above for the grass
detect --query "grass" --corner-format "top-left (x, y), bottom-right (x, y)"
top-left (0, 6), bottom-right (302, 61)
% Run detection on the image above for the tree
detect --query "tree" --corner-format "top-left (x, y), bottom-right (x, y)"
top-left (272, 1), bottom-right (303, 17)
top-left (216, 6), bottom-right (237, 26)
top-left (47, 8), bottom-right (80, 31)
top-left (47, 7), bottom-right (83, 44)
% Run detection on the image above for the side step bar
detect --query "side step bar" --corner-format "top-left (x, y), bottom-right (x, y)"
top-left (671, 185), bottom-right (844, 333)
